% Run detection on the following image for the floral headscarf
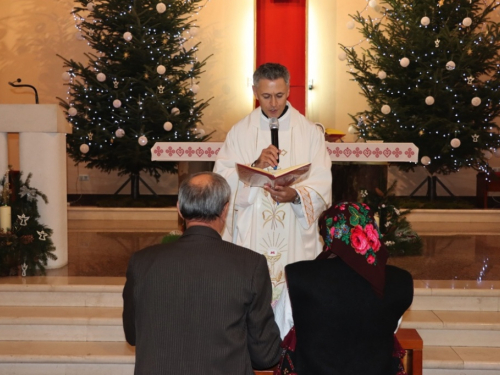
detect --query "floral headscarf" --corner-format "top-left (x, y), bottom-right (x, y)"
top-left (318, 202), bottom-right (389, 297)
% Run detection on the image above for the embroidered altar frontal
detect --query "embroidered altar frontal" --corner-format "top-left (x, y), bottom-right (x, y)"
top-left (151, 142), bottom-right (419, 163)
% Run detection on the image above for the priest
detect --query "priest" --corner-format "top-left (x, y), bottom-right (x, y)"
top-left (214, 63), bottom-right (332, 303)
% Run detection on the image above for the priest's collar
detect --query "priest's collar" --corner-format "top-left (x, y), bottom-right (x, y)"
top-left (261, 105), bottom-right (289, 119)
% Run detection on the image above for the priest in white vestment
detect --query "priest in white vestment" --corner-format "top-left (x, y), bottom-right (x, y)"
top-left (214, 63), bottom-right (332, 303)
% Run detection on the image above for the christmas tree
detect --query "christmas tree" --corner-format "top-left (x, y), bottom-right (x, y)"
top-left (58, 0), bottom-right (211, 198)
top-left (340, 0), bottom-right (500, 176)
top-left (0, 173), bottom-right (56, 276)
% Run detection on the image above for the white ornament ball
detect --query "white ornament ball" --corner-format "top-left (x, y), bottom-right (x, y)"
top-left (471, 97), bottom-right (481, 106)
top-left (68, 107), bottom-right (78, 117)
top-left (378, 70), bottom-right (387, 80)
top-left (338, 51), bottom-right (347, 61)
top-left (425, 96), bottom-right (435, 105)
top-left (462, 17), bottom-right (472, 27)
top-left (400, 57), bottom-right (410, 67)
top-left (197, 128), bottom-right (206, 136)
top-left (138, 136), bottom-right (148, 146)
top-left (75, 32), bottom-right (85, 41)
top-left (190, 27), bottom-right (199, 37)
top-left (446, 61), bottom-right (456, 70)
top-left (381, 104), bottom-right (391, 115)
top-left (346, 20), bottom-right (355, 29)
top-left (157, 65), bottom-right (166, 75)
top-left (421, 16), bottom-right (430, 26)
top-left (62, 72), bottom-right (71, 81)
top-left (171, 107), bottom-right (180, 115)
top-left (483, 150), bottom-right (493, 160)
top-left (123, 32), bottom-right (133, 42)
top-left (87, 2), bottom-right (95, 11)
top-left (348, 125), bottom-right (358, 134)
top-left (156, 2), bottom-right (166, 13)
top-left (369, 0), bottom-right (377, 8)
top-left (115, 128), bottom-right (125, 138)
top-left (421, 156), bottom-right (431, 165)
top-left (163, 121), bottom-right (173, 131)
top-left (113, 99), bottom-right (122, 108)
top-left (191, 84), bottom-right (200, 94)
top-left (80, 144), bottom-right (89, 154)
top-left (450, 138), bottom-right (461, 148)
top-left (97, 72), bottom-right (106, 82)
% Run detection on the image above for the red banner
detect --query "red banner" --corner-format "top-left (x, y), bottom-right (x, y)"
top-left (255, 0), bottom-right (307, 114)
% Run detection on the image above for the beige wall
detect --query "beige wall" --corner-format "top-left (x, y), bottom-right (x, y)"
top-left (1, 0), bottom-right (498, 197)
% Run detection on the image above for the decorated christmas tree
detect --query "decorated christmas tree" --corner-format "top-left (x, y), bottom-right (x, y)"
top-left (0, 173), bottom-right (56, 276)
top-left (340, 0), bottom-right (500, 176)
top-left (58, 0), bottom-right (211, 198)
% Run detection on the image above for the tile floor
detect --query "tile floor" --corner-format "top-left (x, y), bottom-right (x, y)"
top-left (47, 230), bottom-right (500, 281)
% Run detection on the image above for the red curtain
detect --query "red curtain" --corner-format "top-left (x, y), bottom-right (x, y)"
top-left (255, 0), bottom-right (307, 114)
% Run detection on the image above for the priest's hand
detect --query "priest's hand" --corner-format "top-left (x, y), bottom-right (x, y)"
top-left (252, 145), bottom-right (280, 169)
top-left (264, 184), bottom-right (298, 204)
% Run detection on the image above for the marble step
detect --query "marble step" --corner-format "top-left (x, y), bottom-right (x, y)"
top-left (402, 310), bottom-right (500, 347)
top-left (0, 306), bottom-right (124, 342)
top-left (0, 277), bottom-right (125, 308)
top-left (0, 341), bottom-right (499, 375)
top-left (2, 278), bottom-right (500, 312)
top-left (0, 341), bottom-right (134, 375)
top-left (411, 280), bottom-right (500, 311)
top-left (2, 306), bottom-right (498, 349)
top-left (423, 346), bottom-right (500, 375)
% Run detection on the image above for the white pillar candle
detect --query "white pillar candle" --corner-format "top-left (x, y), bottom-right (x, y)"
top-left (0, 205), bottom-right (11, 232)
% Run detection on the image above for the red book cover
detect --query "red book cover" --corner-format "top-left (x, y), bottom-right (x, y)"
top-left (236, 163), bottom-right (311, 188)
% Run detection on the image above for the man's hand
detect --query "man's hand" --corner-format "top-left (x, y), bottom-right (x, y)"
top-left (252, 145), bottom-right (280, 169)
top-left (264, 184), bottom-right (298, 204)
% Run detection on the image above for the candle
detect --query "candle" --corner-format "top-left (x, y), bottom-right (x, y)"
top-left (0, 206), bottom-right (11, 232)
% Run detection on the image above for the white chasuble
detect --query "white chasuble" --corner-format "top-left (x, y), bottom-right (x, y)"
top-left (214, 103), bottom-right (332, 303)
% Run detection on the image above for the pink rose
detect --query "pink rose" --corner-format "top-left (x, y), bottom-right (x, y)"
top-left (364, 224), bottom-right (381, 252)
top-left (350, 225), bottom-right (370, 255)
top-left (330, 227), bottom-right (336, 238)
top-left (367, 254), bottom-right (376, 264)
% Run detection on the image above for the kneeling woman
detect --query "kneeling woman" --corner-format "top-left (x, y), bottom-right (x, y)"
top-left (274, 202), bottom-right (414, 375)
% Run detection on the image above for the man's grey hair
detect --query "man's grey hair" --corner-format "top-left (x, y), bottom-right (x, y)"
top-left (253, 62), bottom-right (290, 86)
top-left (178, 172), bottom-right (231, 222)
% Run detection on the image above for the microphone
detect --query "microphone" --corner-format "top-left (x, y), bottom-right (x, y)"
top-left (269, 117), bottom-right (279, 164)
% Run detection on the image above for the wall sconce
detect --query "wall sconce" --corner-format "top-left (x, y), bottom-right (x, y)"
top-left (308, 79), bottom-right (314, 90)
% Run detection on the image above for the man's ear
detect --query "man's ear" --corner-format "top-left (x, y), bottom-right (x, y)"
top-left (177, 202), bottom-right (184, 220)
top-left (221, 202), bottom-right (229, 221)
top-left (252, 85), bottom-right (257, 98)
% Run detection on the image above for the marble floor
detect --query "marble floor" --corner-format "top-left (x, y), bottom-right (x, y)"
top-left (48, 230), bottom-right (500, 281)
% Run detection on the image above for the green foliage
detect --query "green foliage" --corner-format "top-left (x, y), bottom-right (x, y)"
top-left (58, 0), bottom-right (212, 182)
top-left (362, 181), bottom-right (423, 256)
top-left (340, 0), bottom-right (500, 175)
top-left (0, 173), bottom-right (56, 276)
top-left (161, 230), bottom-right (183, 244)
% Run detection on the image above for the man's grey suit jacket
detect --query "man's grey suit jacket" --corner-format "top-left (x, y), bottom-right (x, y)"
top-left (123, 225), bottom-right (281, 375)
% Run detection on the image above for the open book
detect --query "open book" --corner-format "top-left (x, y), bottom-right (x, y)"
top-left (236, 163), bottom-right (311, 188)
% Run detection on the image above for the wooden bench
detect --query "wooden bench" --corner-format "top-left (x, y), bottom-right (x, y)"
top-left (254, 328), bottom-right (423, 375)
